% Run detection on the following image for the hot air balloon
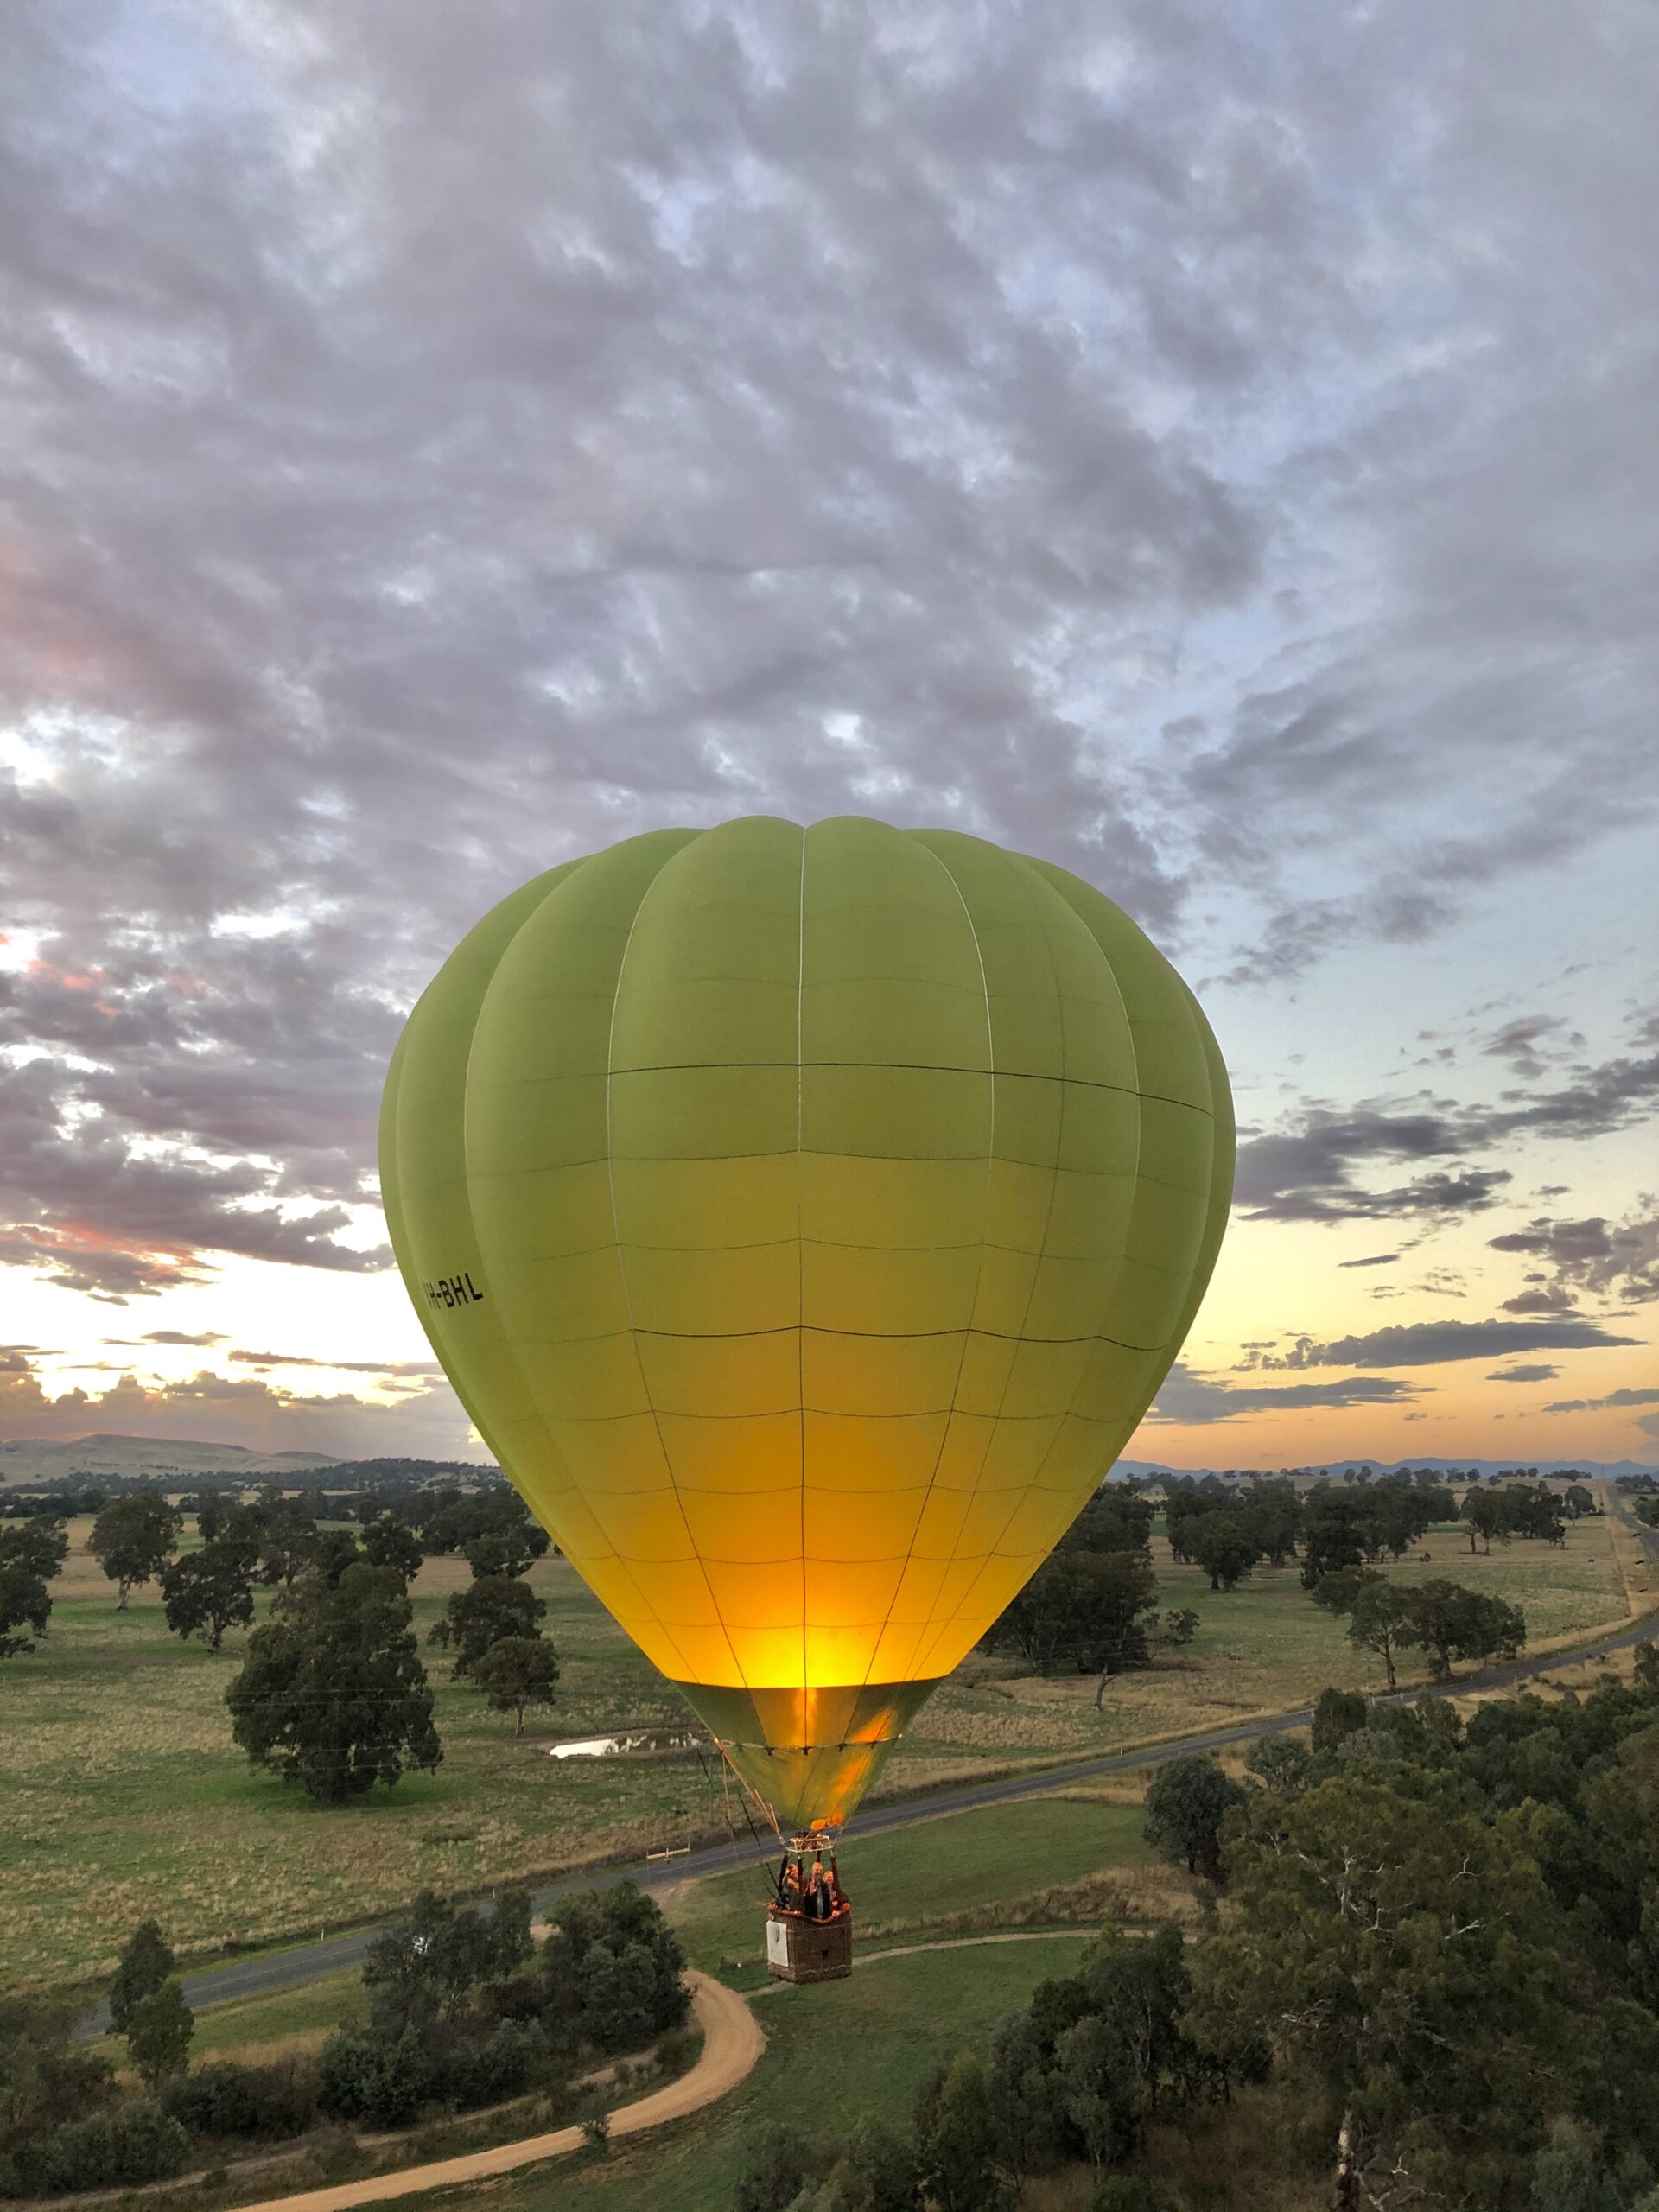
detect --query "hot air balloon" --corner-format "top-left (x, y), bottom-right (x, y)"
top-left (380, 817), bottom-right (1232, 1966)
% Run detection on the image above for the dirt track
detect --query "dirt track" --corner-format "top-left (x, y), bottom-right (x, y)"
top-left (228, 1970), bottom-right (764, 2212)
top-left (218, 1934), bottom-right (1102, 2211)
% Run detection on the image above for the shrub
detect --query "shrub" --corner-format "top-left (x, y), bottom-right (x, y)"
top-left (735, 2120), bottom-right (820, 2212)
top-left (1143, 1753), bottom-right (1247, 1882)
top-left (1245, 1735), bottom-right (1312, 1793)
top-left (480, 1967), bottom-right (543, 2024)
top-left (433, 2020), bottom-right (545, 2111)
top-left (126, 1978), bottom-right (194, 2087)
top-left (577, 1942), bottom-right (658, 2054)
top-left (1311, 1686), bottom-right (1369, 1753)
top-left (317, 2026), bottom-right (429, 2128)
top-left (164, 2057), bottom-right (320, 2139)
top-left (108, 1919), bottom-right (175, 2036)
top-left (16, 2100), bottom-right (188, 2194)
top-left (1090, 2178), bottom-right (1178, 2211)
top-left (306, 2129), bottom-right (372, 2183)
top-left (0, 1993), bottom-right (116, 2168)
top-left (834, 2117), bottom-right (923, 2212)
top-left (654, 2026), bottom-right (700, 2076)
top-left (543, 1882), bottom-right (690, 2050)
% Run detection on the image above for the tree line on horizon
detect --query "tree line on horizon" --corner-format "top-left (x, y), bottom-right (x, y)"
top-left (976, 1471), bottom-right (1591, 1696)
top-left (3, 1463), bottom-right (1614, 1779)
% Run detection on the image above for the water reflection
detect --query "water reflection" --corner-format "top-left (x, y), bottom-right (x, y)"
top-left (545, 1726), bottom-right (703, 1759)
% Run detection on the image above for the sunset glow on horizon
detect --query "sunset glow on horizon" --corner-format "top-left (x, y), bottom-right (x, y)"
top-left (2, 8), bottom-right (1655, 1480)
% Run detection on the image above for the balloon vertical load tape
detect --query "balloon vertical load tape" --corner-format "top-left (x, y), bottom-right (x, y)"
top-left (381, 815), bottom-right (1233, 1835)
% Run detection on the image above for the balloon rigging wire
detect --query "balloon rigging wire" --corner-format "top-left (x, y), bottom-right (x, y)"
top-left (713, 1742), bottom-right (785, 1897)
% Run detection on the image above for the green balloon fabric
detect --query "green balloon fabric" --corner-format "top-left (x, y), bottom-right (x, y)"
top-left (380, 817), bottom-right (1232, 1830)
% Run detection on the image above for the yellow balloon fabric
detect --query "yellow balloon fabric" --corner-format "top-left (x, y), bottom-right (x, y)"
top-left (380, 817), bottom-right (1232, 1831)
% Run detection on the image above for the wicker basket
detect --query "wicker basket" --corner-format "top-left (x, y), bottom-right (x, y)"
top-left (766, 1906), bottom-right (854, 1983)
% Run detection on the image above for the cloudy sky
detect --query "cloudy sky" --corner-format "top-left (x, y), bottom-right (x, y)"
top-left (3, 1), bottom-right (1656, 1472)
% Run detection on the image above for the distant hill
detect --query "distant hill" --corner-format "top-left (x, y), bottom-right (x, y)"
top-left (5, 1433), bottom-right (1648, 1491)
top-left (0, 1433), bottom-right (341, 1484)
top-left (1115, 1455), bottom-right (1659, 1481)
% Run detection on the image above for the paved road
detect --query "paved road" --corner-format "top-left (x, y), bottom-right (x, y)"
top-left (80, 1491), bottom-right (1659, 2035)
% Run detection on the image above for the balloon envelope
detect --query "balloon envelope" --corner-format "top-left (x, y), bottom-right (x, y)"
top-left (380, 817), bottom-right (1232, 1830)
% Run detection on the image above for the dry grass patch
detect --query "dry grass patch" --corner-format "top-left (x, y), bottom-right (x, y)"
top-left (892, 1513), bottom-right (1632, 1788)
top-left (3, 1506), bottom-right (1635, 1991)
top-left (861, 1859), bottom-right (1202, 1942)
top-left (0, 1548), bottom-right (721, 1989)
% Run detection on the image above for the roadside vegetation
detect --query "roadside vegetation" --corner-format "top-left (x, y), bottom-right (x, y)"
top-left (735, 1643), bottom-right (1659, 2212)
top-left (0, 1469), bottom-right (1643, 1987)
top-left (669, 1795), bottom-right (1170, 1986)
top-left (374, 1643), bottom-right (1659, 2212)
top-left (0, 1883), bottom-right (692, 2198)
top-left (445, 1942), bottom-right (1107, 2212)
top-left (5, 1618), bottom-right (1659, 2208)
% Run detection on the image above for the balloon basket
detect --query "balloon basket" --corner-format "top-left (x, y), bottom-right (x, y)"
top-left (766, 1903), bottom-right (853, 1983)
top-left (766, 1834), bottom-right (853, 1982)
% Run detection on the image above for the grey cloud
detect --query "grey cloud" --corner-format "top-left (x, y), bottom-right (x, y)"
top-left (1215, 899), bottom-right (1357, 991)
top-left (1486, 1364), bottom-right (1559, 1383)
top-left (1237, 1039), bottom-right (1659, 1229)
top-left (1339, 1252), bottom-right (1399, 1268)
top-left (1234, 1100), bottom-right (1511, 1224)
top-left (228, 1350), bottom-right (444, 1376)
top-left (1, 1), bottom-right (1657, 1300)
top-left (1482, 1016), bottom-right (1583, 1080)
top-left (101, 1330), bottom-right (230, 1348)
top-left (1501, 1287), bottom-right (1580, 1315)
top-left (1148, 1361), bottom-right (1423, 1426)
top-left (1490, 1209), bottom-right (1659, 1310)
top-left (1496, 1054), bottom-right (1659, 1148)
top-left (1489, 1219), bottom-right (1614, 1261)
top-left (1542, 1387), bottom-right (1659, 1414)
top-left (1303, 1318), bottom-right (1641, 1370)
top-left (0, 1048), bottom-right (392, 1300)
top-left (0, 1344), bottom-right (473, 1456)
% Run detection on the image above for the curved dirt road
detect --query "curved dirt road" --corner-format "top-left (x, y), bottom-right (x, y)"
top-left (219, 1935), bottom-right (1101, 2209)
top-left (227, 1970), bottom-right (764, 2212)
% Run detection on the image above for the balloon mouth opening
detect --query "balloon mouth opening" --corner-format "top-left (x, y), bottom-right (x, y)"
top-left (670, 1676), bottom-right (944, 1830)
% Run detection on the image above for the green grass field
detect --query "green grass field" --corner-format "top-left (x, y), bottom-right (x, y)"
top-left (902, 1509), bottom-right (1633, 1777)
top-left (666, 1796), bottom-right (1156, 1977)
top-left (76, 1788), bottom-right (1160, 2075)
top-left (494, 1937), bottom-right (1099, 2212)
top-left (1, 1529), bottom-right (713, 1989)
top-left (82, 1966), bottom-right (368, 2077)
top-left (526, 1948), bottom-right (1331, 2212)
top-left (1, 1504), bottom-right (1633, 1991)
